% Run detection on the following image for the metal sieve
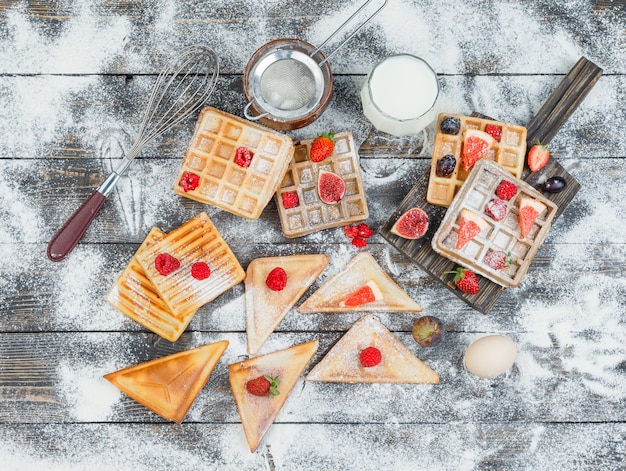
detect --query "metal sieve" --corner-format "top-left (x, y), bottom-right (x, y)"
top-left (243, 0), bottom-right (387, 130)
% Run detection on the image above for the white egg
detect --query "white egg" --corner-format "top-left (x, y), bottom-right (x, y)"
top-left (464, 334), bottom-right (517, 379)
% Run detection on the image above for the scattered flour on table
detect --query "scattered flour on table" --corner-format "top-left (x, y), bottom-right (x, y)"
top-left (308, 0), bottom-right (625, 74)
top-left (57, 360), bottom-right (121, 422)
top-left (52, 248), bottom-right (126, 330)
top-left (1, 1), bottom-right (625, 470)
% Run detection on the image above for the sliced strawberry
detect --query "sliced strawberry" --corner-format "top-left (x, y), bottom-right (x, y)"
top-left (527, 143), bottom-right (550, 172)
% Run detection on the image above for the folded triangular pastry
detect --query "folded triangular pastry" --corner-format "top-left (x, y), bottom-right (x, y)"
top-left (228, 339), bottom-right (318, 452)
top-left (297, 252), bottom-right (422, 313)
top-left (307, 315), bottom-right (439, 384)
top-left (104, 340), bottom-right (228, 423)
top-left (107, 227), bottom-right (198, 342)
top-left (245, 254), bottom-right (329, 354)
top-left (136, 212), bottom-right (245, 319)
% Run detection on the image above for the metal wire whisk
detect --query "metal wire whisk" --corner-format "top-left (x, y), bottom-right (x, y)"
top-left (47, 45), bottom-right (220, 262)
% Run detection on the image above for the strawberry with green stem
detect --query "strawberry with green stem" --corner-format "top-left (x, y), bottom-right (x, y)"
top-left (246, 375), bottom-right (280, 398)
top-left (310, 132), bottom-right (335, 162)
top-left (445, 267), bottom-right (480, 294)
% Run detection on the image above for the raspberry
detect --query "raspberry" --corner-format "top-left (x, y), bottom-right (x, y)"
top-left (495, 180), bottom-right (518, 200)
top-left (266, 267), bottom-right (287, 291)
top-left (484, 198), bottom-right (507, 221)
top-left (281, 192), bottom-right (299, 209)
top-left (179, 172), bottom-right (200, 192)
top-left (191, 262), bottom-right (211, 280)
top-left (485, 124), bottom-right (502, 142)
top-left (343, 225), bottom-right (359, 239)
top-left (359, 346), bottom-right (382, 367)
top-left (154, 253), bottom-right (180, 276)
top-left (351, 236), bottom-right (367, 248)
top-left (234, 147), bottom-right (253, 168)
top-left (357, 223), bottom-right (375, 239)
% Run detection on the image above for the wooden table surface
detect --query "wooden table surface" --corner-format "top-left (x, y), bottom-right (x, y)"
top-left (1, 0), bottom-right (626, 469)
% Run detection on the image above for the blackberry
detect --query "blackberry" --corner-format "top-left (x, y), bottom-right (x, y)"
top-left (440, 116), bottom-right (461, 135)
top-left (436, 154), bottom-right (456, 177)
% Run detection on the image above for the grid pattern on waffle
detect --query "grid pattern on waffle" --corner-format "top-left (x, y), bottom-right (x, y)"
top-left (432, 160), bottom-right (557, 288)
top-left (174, 107), bottom-right (294, 220)
top-left (136, 212), bottom-right (245, 318)
top-left (108, 228), bottom-right (194, 342)
top-left (275, 132), bottom-right (369, 238)
top-left (427, 113), bottom-right (528, 207)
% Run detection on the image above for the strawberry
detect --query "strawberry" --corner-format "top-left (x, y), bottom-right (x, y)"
top-left (179, 172), bottom-right (200, 192)
top-left (446, 267), bottom-right (480, 294)
top-left (154, 253), bottom-right (180, 276)
top-left (234, 147), bottom-right (253, 168)
top-left (484, 124), bottom-right (502, 142)
top-left (359, 346), bottom-right (382, 367)
top-left (281, 192), bottom-right (299, 209)
top-left (191, 262), bottom-right (211, 280)
top-left (246, 375), bottom-right (280, 397)
top-left (527, 142), bottom-right (550, 172)
top-left (266, 267), bottom-right (287, 291)
top-left (309, 132), bottom-right (335, 162)
top-left (484, 251), bottom-right (513, 270)
top-left (495, 180), bottom-right (517, 200)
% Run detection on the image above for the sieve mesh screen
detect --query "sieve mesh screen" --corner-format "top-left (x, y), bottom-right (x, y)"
top-left (259, 58), bottom-right (317, 111)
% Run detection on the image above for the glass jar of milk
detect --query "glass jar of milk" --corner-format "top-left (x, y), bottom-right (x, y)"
top-left (361, 54), bottom-right (439, 136)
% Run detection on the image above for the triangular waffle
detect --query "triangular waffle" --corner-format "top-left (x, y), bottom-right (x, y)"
top-left (297, 252), bottom-right (422, 313)
top-left (228, 339), bottom-right (318, 452)
top-left (136, 212), bottom-right (245, 319)
top-left (307, 315), bottom-right (439, 384)
top-left (104, 340), bottom-right (229, 423)
top-left (107, 227), bottom-right (198, 342)
top-left (245, 254), bottom-right (329, 354)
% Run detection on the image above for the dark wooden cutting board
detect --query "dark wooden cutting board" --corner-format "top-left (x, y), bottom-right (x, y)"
top-left (380, 57), bottom-right (602, 313)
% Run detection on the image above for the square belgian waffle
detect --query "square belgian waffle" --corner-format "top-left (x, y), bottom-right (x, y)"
top-left (275, 131), bottom-right (369, 238)
top-left (174, 107), bottom-right (294, 220)
top-left (432, 160), bottom-right (558, 288)
top-left (107, 227), bottom-right (197, 342)
top-left (427, 113), bottom-right (527, 207)
top-left (136, 212), bottom-right (245, 319)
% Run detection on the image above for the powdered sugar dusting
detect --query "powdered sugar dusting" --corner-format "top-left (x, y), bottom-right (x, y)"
top-left (1, 0), bottom-right (626, 469)
top-left (57, 361), bottom-right (121, 421)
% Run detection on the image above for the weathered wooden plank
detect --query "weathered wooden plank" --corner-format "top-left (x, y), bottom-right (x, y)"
top-left (1, 422), bottom-right (625, 470)
top-left (380, 59), bottom-right (605, 313)
top-left (1, 157), bottom-right (625, 330)
top-left (0, 157), bottom-right (622, 247)
top-left (0, 74), bottom-right (624, 159)
top-left (2, 331), bottom-right (626, 425)
top-left (1, 0), bottom-right (625, 75)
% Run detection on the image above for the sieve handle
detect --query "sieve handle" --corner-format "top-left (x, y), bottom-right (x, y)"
top-left (312, 0), bottom-right (388, 66)
top-left (244, 99), bottom-right (269, 121)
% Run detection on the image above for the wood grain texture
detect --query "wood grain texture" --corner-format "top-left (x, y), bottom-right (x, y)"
top-left (380, 58), bottom-right (597, 313)
top-left (1, 0), bottom-right (626, 469)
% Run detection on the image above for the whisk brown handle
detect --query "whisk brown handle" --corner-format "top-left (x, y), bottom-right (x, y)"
top-left (47, 190), bottom-right (107, 262)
